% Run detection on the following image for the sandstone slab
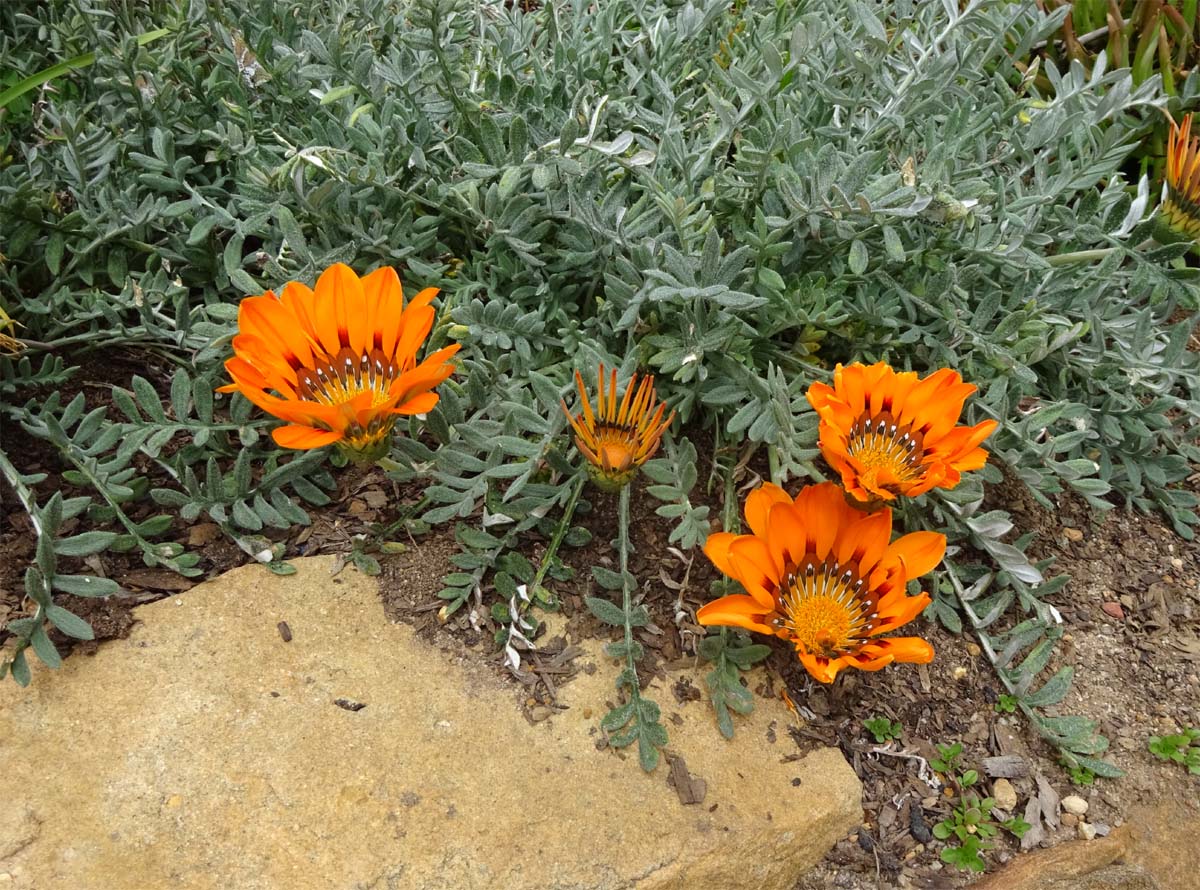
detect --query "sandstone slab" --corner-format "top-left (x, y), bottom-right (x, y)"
top-left (976, 799), bottom-right (1200, 890)
top-left (0, 557), bottom-right (861, 889)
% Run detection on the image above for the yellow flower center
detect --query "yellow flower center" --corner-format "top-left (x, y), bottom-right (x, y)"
top-left (777, 561), bottom-right (877, 658)
top-left (846, 412), bottom-right (924, 487)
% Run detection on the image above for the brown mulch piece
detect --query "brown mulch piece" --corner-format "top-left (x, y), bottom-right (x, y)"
top-left (667, 754), bottom-right (708, 805)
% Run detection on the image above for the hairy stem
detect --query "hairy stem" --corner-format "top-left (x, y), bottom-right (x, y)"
top-left (529, 471), bottom-right (586, 600)
top-left (618, 484), bottom-right (637, 673)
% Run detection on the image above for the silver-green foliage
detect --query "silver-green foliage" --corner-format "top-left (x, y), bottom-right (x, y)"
top-left (0, 0), bottom-right (1197, 779)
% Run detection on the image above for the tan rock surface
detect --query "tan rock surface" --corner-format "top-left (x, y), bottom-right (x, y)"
top-left (0, 557), bottom-right (861, 890)
top-left (976, 799), bottom-right (1200, 890)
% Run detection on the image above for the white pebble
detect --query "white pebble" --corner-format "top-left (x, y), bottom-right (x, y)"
top-left (1062, 794), bottom-right (1089, 816)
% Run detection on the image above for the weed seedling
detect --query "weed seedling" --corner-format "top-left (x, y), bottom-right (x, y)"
top-left (931, 742), bottom-right (1030, 872)
top-left (1148, 728), bottom-right (1200, 775)
top-left (864, 716), bottom-right (903, 744)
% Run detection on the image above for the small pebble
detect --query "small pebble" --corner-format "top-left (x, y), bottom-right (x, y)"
top-left (1171, 557), bottom-right (1184, 569)
top-left (992, 778), bottom-right (1017, 811)
top-left (953, 666), bottom-right (968, 681)
top-left (966, 643), bottom-right (981, 657)
top-left (1062, 812), bottom-right (1079, 827)
top-left (1062, 794), bottom-right (1089, 816)
top-left (1063, 527), bottom-right (1084, 542)
top-left (1101, 602), bottom-right (1125, 621)
top-left (1078, 822), bottom-right (1097, 841)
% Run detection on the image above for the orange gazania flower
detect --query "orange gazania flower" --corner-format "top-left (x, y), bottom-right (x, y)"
top-left (219, 263), bottom-right (459, 463)
top-left (561, 364), bottom-right (675, 490)
top-left (1162, 112), bottom-right (1200, 241)
top-left (806, 362), bottom-right (998, 506)
top-left (698, 481), bottom-right (944, 684)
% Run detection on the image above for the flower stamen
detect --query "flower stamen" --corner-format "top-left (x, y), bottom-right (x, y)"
top-left (846, 411), bottom-right (925, 491)
top-left (296, 347), bottom-right (401, 409)
top-left (778, 559), bottom-right (878, 657)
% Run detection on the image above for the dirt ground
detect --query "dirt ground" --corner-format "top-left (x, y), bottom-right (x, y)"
top-left (3, 365), bottom-right (1199, 889)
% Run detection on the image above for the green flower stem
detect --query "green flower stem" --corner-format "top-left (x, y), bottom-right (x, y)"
top-left (617, 482), bottom-right (639, 691)
top-left (722, 461), bottom-right (739, 533)
top-left (528, 471), bottom-right (586, 601)
top-left (767, 443), bottom-right (782, 486)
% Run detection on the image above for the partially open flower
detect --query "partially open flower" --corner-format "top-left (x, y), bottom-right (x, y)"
top-left (219, 263), bottom-right (459, 464)
top-left (806, 362), bottom-right (998, 506)
top-left (1162, 112), bottom-right (1200, 242)
top-left (561, 364), bottom-right (675, 490)
top-left (698, 481), bottom-right (944, 684)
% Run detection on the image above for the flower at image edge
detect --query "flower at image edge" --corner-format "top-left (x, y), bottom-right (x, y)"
top-left (697, 481), bottom-right (945, 684)
top-left (560, 364), bottom-right (675, 490)
top-left (218, 263), bottom-right (460, 463)
top-left (1162, 112), bottom-right (1200, 242)
top-left (807, 362), bottom-right (998, 505)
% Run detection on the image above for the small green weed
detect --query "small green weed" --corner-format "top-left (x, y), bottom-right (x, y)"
top-left (932, 742), bottom-right (1030, 873)
top-left (1148, 729), bottom-right (1200, 775)
top-left (1067, 763), bottom-right (1097, 786)
top-left (994, 694), bottom-right (1018, 714)
top-left (863, 716), bottom-right (903, 744)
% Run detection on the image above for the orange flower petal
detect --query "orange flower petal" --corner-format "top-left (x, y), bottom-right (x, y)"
top-left (393, 300), bottom-right (437, 369)
top-left (703, 531), bottom-right (741, 579)
top-left (797, 651), bottom-right (844, 684)
top-left (860, 636), bottom-right (934, 664)
top-left (834, 363), bottom-right (869, 415)
top-left (870, 591), bottom-right (931, 636)
top-left (392, 392), bottom-right (439, 415)
top-left (745, 482), bottom-right (792, 538)
top-left (313, 263), bottom-right (361, 356)
top-left (239, 293), bottom-right (314, 371)
top-left (792, 481), bottom-right (852, 560)
top-left (696, 594), bottom-right (774, 635)
top-left (880, 530), bottom-right (946, 582)
top-left (359, 266), bottom-right (401, 354)
top-left (728, 536), bottom-right (782, 609)
top-left (272, 425), bottom-right (343, 450)
top-left (765, 502), bottom-right (808, 575)
top-left (835, 508), bottom-right (892, 577)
